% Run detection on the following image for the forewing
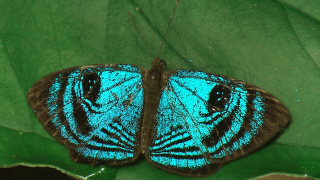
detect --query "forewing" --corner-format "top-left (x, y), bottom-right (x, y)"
top-left (28, 64), bottom-right (145, 165)
top-left (146, 70), bottom-right (290, 176)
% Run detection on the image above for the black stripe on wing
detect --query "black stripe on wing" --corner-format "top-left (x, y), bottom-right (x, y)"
top-left (205, 83), bottom-right (290, 163)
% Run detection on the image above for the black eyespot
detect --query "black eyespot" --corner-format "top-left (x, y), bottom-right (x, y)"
top-left (82, 72), bottom-right (101, 102)
top-left (208, 84), bottom-right (231, 110)
top-left (201, 84), bottom-right (231, 117)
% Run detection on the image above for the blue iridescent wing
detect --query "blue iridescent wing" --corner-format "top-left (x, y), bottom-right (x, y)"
top-left (28, 64), bottom-right (144, 165)
top-left (146, 70), bottom-right (290, 176)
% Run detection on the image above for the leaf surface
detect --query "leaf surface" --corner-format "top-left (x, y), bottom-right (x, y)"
top-left (0, 0), bottom-right (319, 179)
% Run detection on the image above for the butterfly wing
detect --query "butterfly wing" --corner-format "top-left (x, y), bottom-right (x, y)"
top-left (146, 70), bottom-right (290, 176)
top-left (28, 64), bottom-right (145, 165)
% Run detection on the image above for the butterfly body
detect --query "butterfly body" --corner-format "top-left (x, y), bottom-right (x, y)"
top-left (140, 58), bottom-right (166, 154)
top-left (28, 59), bottom-right (290, 176)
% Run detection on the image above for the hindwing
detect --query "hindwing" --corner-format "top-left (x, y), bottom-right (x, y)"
top-left (28, 64), bottom-right (145, 165)
top-left (146, 70), bottom-right (290, 176)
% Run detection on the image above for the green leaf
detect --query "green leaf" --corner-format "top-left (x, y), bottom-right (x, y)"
top-left (0, 0), bottom-right (319, 179)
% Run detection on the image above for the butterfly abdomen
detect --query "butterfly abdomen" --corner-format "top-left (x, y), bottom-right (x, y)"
top-left (140, 58), bottom-right (167, 153)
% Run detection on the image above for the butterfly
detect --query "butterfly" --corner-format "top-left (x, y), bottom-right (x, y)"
top-left (27, 57), bottom-right (290, 177)
top-left (27, 0), bottom-right (290, 176)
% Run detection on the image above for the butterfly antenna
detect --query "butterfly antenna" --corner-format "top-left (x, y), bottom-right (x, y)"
top-left (156, 0), bottom-right (181, 59)
top-left (128, 12), bottom-right (155, 58)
